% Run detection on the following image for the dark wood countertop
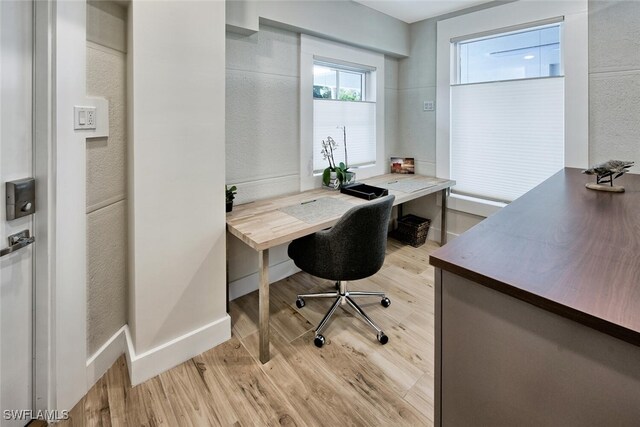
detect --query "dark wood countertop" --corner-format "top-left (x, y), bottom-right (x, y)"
top-left (430, 168), bottom-right (640, 346)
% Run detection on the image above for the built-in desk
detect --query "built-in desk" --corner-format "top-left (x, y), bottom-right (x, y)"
top-left (430, 168), bottom-right (640, 425)
top-left (227, 173), bottom-right (455, 363)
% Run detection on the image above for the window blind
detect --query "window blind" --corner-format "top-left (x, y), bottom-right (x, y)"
top-left (313, 99), bottom-right (376, 172)
top-left (450, 77), bottom-right (564, 202)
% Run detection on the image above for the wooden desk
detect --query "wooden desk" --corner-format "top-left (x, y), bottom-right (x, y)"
top-left (430, 168), bottom-right (640, 424)
top-left (227, 173), bottom-right (455, 363)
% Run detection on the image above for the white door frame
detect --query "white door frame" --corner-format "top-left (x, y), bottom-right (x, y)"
top-left (33, 0), bottom-right (54, 413)
top-left (33, 0), bottom-right (89, 413)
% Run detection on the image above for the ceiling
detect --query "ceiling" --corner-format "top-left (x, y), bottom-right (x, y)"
top-left (353, 0), bottom-right (492, 24)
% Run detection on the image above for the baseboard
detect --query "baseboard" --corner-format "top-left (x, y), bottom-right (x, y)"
top-left (125, 314), bottom-right (231, 386)
top-left (86, 326), bottom-right (128, 390)
top-left (428, 226), bottom-right (459, 243)
top-left (229, 259), bottom-right (300, 301)
top-left (86, 315), bottom-right (232, 388)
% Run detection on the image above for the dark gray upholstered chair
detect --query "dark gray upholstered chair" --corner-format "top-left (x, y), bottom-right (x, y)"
top-left (288, 195), bottom-right (395, 348)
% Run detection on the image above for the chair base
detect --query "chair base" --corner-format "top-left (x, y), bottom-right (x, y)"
top-left (296, 281), bottom-right (390, 347)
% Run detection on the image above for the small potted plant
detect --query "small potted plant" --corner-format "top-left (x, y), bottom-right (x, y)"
top-left (321, 127), bottom-right (354, 189)
top-left (225, 185), bottom-right (237, 212)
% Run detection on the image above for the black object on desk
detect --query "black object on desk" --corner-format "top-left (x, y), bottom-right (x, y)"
top-left (340, 183), bottom-right (389, 200)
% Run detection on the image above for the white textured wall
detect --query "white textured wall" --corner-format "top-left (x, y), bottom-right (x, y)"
top-left (226, 25), bottom-right (301, 203)
top-left (226, 25), bottom-right (400, 295)
top-left (128, 0), bottom-right (228, 355)
top-left (86, 1), bottom-right (128, 356)
top-left (227, 0), bottom-right (409, 57)
top-left (385, 56), bottom-right (401, 160)
top-left (589, 0), bottom-right (640, 173)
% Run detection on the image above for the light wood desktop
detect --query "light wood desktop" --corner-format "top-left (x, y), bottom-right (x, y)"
top-left (226, 173), bottom-right (455, 363)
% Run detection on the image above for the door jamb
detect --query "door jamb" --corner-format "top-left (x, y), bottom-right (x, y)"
top-left (33, 0), bottom-right (55, 412)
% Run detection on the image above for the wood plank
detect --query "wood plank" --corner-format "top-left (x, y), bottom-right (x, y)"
top-left (104, 356), bottom-right (129, 427)
top-left (260, 329), bottom-right (375, 426)
top-left (404, 372), bottom-right (435, 424)
top-left (158, 360), bottom-right (225, 426)
top-left (125, 376), bottom-right (180, 426)
top-left (83, 376), bottom-right (111, 426)
top-left (297, 328), bottom-right (430, 426)
top-left (198, 337), bottom-right (305, 426)
top-left (61, 396), bottom-right (85, 427)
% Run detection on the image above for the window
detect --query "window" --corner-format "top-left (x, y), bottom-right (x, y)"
top-left (436, 1), bottom-right (588, 215)
top-left (312, 61), bottom-right (375, 173)
top-left (451, 23), bottom-right (565, 203)
top-left (457, 25), bottom-right (562, 84)
top-left (300, 35), bottom-right (385, 190)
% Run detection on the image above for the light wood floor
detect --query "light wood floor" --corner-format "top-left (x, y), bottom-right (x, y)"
top-left (60, 239), bottom-right (437, 426)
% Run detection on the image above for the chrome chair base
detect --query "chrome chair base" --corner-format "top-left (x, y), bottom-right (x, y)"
top-left (295, 281), bottom-right (390, 348)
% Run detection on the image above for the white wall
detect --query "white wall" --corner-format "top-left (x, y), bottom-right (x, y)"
top-left (589, 0), bottom-right (640, 173)
top-left (227, 0), bottom-right (409, 57)
top-left (128, 0), bottom-right (229, 385)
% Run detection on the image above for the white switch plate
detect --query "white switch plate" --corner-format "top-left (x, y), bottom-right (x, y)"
top-left (74, 106), bottom-right (97, 130)
top-left (424, 101), bottom-right (435, 111)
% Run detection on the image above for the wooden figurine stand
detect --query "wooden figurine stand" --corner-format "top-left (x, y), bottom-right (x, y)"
top-left (585, 183), bottom-right (625, 193)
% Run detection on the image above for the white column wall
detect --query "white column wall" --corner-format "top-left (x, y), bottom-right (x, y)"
top-left (128, 0), bottom-right (229, 384)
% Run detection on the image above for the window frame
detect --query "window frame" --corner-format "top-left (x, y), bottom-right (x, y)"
top-left (436, 0), bottom-right (588, 217)
top-left (300, 34), bottom-right (385, 191)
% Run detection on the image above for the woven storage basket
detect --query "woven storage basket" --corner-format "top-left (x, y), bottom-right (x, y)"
top-left (393, 214), bottom-right (431, 248)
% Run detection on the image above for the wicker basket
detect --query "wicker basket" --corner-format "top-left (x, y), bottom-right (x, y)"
top-left (393, 214), bottom-right (431, 247)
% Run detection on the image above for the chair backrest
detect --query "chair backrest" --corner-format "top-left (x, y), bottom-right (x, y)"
top-left (319, 194), bottom-right (395, 280)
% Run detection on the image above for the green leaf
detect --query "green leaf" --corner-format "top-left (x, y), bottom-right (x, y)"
top-left (339, 162), bottom-right (346, 170)
top-left (322, 168), bottom-right (331, 186)
top-left (336, 169), bottom-right (345, 182)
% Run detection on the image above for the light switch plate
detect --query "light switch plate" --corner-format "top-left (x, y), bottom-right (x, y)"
top-left (74, 106), bottom-right (97, 130)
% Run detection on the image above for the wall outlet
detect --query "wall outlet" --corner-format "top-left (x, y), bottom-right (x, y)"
top-left (86, 109), bottom-right (96, 127)
top-left (424, 101), bottom-right (435, 111)
top-left (74, 106), bottom-right (97, 130)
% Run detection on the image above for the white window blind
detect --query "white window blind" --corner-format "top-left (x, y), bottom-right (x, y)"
top-left (450, 77), bottom-right (564, 202)
top-left (313, 99), bottom-right (376, 172)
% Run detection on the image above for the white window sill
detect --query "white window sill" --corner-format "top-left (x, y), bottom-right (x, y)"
top-left (444, 193), bottom-right (506, 218)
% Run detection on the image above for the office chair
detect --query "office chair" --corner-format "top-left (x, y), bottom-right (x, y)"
top-left (288, 195), bottom-right (395, 348)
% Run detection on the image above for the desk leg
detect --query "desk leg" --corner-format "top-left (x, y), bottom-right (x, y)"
top-left (258, 249), bottom-right (270, 363)
top-left (440, 189), bottom-right (448, 246)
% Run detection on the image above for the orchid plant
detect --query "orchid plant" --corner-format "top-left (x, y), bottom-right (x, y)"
top-left (321, 126), bottom-right (353, 187)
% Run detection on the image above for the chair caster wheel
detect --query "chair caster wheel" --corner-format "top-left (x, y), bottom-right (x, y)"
top-left (314, 334), bottom-right (326, 348)
top-left (381, 297), bottom-right (391, 308)
top-left (377, 332), bottom-right (389, 345)
top-left (296, 298), bottom-right (305, 309)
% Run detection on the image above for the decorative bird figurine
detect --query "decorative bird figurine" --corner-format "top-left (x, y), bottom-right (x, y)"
top-left (583, 159), bottom-right (634, 192)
